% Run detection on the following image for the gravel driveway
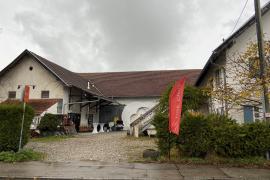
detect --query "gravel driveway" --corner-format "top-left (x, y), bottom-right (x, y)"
top-left (26, 131), bottom-right (157, 163)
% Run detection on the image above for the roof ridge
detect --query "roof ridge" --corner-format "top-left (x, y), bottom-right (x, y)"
top-left (78, 69), bottom-right (201, 75)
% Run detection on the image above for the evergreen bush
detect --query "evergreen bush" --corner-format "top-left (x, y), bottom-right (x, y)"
top-left (38, 113), bottom-right (61, 133)
top-left (0, 104), bottom-right (34, 152)
top-left (178, 113), bottom-right (213, 157)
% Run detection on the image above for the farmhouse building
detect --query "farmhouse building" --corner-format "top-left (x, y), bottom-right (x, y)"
top-left (196, 1), bottom-right (270, 123)
top-left (0, 50), bottom-right (199, 132)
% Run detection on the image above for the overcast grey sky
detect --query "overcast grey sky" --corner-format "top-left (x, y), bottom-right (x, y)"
top-left (0, 0), bottom-right (269, 72)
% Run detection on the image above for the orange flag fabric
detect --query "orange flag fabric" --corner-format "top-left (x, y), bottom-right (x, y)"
top-left (169, 78), bottom-right (186, 135)
top-left (23, 85), bottom-right (30, 103)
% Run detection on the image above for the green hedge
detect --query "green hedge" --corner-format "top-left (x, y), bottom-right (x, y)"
top-left (154, 111), bottom-right (270, 158)
top-left (0, 104), bottom-right (34, 152)
top-left (153, 85), bottom-right (270, 158)
top-left (38, 113), bottom-right (61, 132)
top-left (178, 113), bottom-right (214, 157)
top-left (214, 120), bottom-right (270, 158)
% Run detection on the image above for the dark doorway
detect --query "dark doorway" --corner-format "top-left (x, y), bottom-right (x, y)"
top-left (68, 113), bottom-right (81, 132)
top-left (99, 105), bottom-right (125, 124)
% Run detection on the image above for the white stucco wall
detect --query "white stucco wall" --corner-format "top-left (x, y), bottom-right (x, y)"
top-left (225, 10), bottom-right (270, 123)
top-left (80, 105), bottom-right (88, 126)
top-left (201, 10), bottom-right (270, 123)
top-left (0, 55), bottom-right (69, 114)
top-left (115, 97), bottom-right (159, 130)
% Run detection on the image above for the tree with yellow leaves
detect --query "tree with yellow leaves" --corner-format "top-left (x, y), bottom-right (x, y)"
top-left (207, 41), bottom-right (270, 115)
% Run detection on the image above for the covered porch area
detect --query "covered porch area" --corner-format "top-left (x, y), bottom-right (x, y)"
top-left (66, 87), bottom-right (125, 133)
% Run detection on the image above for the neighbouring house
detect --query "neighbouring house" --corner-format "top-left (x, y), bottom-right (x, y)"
top-left (0, 49), bottom-right (200, 132)
top-left (195, 1), bottom-right (270, 123)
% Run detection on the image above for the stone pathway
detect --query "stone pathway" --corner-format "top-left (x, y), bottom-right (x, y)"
top-left (26, 131), bottom-right (156, 163)
top-left (1, 161), bottom-right (270, 179)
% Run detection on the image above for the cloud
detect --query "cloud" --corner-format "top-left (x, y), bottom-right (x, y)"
top-left (13, 0), bottom-right (197, 72)
top-left (0, 0), bottom-right (269, 72)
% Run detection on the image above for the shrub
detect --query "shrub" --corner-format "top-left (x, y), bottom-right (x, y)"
top-left (152, 85), bottom-right (208, 156)
top-left (0, 104), bottom-right (34, 152)
top-left (38, 113), bottom-right (61, 132)
top-left (0, 149), bottom-right (43, 162)
top-left (215, 121), bottom-right (270, 158)
top-left (178, 113), bottom-right (213, 157)
top-left (242, 122), bottom-right (270, 157)
top-left (152, 112), bottom-right (177, 155)
top-left (178, 113), bottom-right (270, 158)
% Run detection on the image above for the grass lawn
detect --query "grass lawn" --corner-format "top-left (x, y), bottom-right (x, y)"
top-left (30, 135), bottom-right (74, 143)
top-left (0, 149), bottom-right (44, 163)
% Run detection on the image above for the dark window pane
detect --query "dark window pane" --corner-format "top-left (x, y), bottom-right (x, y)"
top-left (8, 91), bottom-right (16, 99)
top-left (41, 91), bottom-right (49, 98)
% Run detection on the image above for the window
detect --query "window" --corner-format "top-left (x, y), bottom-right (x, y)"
top-left (243, 105), bottom-right (254, 123)
top-left (8, 91), bottom-right (16, 99)
top-left (254, 106), bottom-right (260, 118)
top-left (215, 69), bottom-right (222, 87)
top-left (57, 99), bottom-right (63, 114)
top-left (41, 91), bottom-right (49, 98)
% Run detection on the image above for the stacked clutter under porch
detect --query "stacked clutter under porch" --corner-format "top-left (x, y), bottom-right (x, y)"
top-left (65, 87), bottom-right (125, 134)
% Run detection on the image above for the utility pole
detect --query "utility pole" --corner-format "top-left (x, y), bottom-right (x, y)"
top-left (254, 0), bottom-right (270, 122)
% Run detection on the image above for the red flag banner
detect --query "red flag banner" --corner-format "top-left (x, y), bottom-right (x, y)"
top-left (169, 78), bottom-right (186, 135)
top-left (23, 85), bottom-right (30, 103)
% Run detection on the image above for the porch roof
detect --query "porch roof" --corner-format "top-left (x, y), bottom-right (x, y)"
top-left (0, 99), bottom-right (61, 115)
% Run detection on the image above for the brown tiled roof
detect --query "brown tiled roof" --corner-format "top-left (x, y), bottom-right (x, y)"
top-left (1, 99), bottom-right (60, 115)
top-left (27, 99), bottom-right (60, 115)
top-left (78, 69), bottom-right (201, 98)
top-left (1, 50), bottom-right (201, 99)
top-left (28, 51), bottom-right (102, 96)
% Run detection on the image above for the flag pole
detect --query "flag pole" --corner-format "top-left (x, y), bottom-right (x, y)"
top-left (19, 101), bottom-right (26, 151)
top-left (168, 131), bottom-right (171, 160)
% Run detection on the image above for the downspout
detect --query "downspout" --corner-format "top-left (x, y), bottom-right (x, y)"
top-left (222, 67), bottom-right (229, 115)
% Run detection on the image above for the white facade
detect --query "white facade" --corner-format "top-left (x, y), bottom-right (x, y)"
top-left (0, 54), bottom-right (161, 131)
top-left (0, 55), bottom-right (69, 114)
top-left (116, 97), bottom-right (159, 130)
top-left (199, 8), bottom-right (270, 123)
